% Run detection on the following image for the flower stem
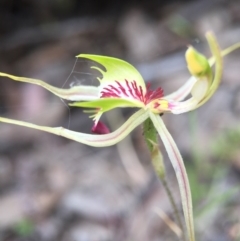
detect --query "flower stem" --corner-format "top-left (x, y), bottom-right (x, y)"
top-left (143, 118), bottom-right (186, 241)
top-left (161, 176), bottom-right (186, 241)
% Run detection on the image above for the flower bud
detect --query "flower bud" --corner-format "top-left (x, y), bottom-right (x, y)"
top-left (185, 46), bottom-right (210, 77)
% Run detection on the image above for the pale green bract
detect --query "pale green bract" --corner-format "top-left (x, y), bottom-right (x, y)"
top-left (0, 32), bottom-right (239, 241)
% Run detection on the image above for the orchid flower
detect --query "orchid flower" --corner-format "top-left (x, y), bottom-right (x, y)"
top-left (0, 32), bottom-right (239, 241)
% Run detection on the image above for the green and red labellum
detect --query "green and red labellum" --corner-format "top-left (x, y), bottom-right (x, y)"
top-left (70, 78), bottom-right (169, 128)
top-left (101, 80), bottom-right (164, 105)
top-left (91, 80), bottom-right (166, 133)
top-left (70, 54), bottom-right (173, 121)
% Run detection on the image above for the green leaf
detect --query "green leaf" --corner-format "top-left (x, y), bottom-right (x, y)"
top-left (14, 219), bottom-right (34, 237)
top-left (196, 186), bottom-right (240, 218)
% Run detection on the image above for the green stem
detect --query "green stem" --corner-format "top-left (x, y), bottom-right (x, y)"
top-left (143, 118), bottom-right (186, 241)
top-left (161, 177), bottom-right (186, 241)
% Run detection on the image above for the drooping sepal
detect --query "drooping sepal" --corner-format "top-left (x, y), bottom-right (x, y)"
top-left (149, 112), bottom-right (195, 241)
top-left (0, 72), bottom-right (98, 101)
top-left (0, 109), bottom-right (149, 147)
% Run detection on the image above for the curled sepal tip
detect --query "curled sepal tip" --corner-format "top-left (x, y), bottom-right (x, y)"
top-left (0, 72), bottom-right (99, 101)
top-left (196, 31), bottom-right (223, 108)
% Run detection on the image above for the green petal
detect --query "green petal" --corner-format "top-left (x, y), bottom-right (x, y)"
top-left (77, 54), bottom-right (146, 93)
top-left (70, 98), bottom-right (144, 112)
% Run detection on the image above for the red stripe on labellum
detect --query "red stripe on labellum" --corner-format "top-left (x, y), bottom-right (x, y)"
top-left (108, 85), bottom-right (121, 94)
top-left (100, 80), bottom-right (164, 104)
top-left (125, 79), bottom-right (135, 98)
top-left (116, 81), bottom-right (129, 97)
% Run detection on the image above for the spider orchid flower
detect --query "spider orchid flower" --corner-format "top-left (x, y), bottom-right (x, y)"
top-left (0, 32), bottom-right (239, 241)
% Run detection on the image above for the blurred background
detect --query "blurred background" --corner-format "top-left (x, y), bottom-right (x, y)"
top-left (0, 0), bottom-right (240, 240)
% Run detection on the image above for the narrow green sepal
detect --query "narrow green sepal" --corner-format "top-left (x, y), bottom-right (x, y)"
top-left (70, 98), bottom-right (143, 113)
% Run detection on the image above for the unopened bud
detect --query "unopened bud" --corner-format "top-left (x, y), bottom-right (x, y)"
top-left (185, 46), bottom-right (210, 77)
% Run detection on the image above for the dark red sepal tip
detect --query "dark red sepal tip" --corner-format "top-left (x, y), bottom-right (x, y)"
top-left (92, 121), bottom-right (110, 134)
